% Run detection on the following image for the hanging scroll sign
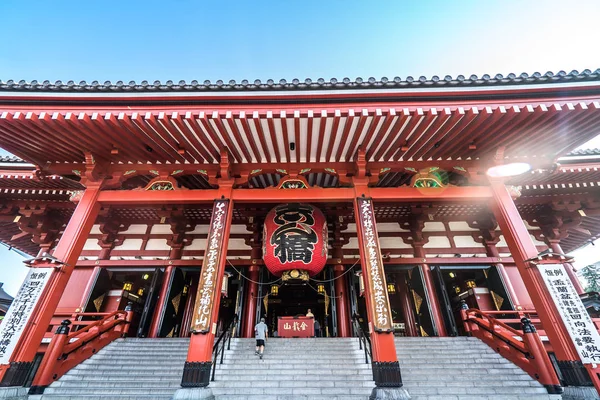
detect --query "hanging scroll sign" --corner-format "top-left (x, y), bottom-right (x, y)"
top-left (539, 263), bottom-right (600, 363)
top-left (0, 268), bottom-right (52, 363)
top-left (190, 199), bottom-right (230, 333)
top-left (356, 197), bottom-right (394, 332)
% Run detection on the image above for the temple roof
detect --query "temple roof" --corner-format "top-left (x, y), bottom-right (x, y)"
top-left (566, 148), bottom-right (600, 157)
top-left (1, 69), bottom-right (600, 93)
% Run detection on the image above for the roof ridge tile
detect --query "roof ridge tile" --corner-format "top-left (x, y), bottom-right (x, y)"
top-left (2, 68), bottom-right (600, 92)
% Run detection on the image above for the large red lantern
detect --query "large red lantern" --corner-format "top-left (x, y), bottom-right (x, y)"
top-left (263, 203), bottom-right (328, 279)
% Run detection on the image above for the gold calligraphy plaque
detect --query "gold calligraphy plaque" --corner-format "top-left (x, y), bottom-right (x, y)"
top-left (355, 197), bottom-right (394, 332)
top-left (190, 199), bottom-right (230, 333)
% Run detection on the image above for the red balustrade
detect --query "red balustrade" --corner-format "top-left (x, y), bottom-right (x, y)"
top-left (461, 307), bottom-right (562, 394)
top-left (28, 306), bottom-right (133, 394)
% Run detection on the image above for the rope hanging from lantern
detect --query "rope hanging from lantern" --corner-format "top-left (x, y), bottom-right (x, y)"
top-left (308, 259), bottom-right (360, 283)
top-left (227, 260), bottom-right (283, 285)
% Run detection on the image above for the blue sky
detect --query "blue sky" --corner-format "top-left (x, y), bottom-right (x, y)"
top-left (1, 0), bottom-right (600, 295)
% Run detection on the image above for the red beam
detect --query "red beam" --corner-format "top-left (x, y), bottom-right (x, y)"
top-left (75, 256), bottom-right (510, 268)
top-left (368, 186), bottom-right (492, 202)
top-left (97, 186), bottom-right (492, 204)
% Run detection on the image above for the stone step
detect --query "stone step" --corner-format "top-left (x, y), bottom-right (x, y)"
top-left (210, 387), bottom-right (373, 396)
top-left (44, 336), bottom-right (558, 400)
top-left (403, 386), bottom-right (549, 395)
top-left (44, 387), bottom-right (178, 395)
top-left (409, 396), bottom-right (560, 400)
top-left (40, 396), bottom-right (172, 400)
top-left (60, 373), bottom-right (374, 382)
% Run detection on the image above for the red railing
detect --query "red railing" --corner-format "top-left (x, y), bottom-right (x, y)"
top-left (461, 307), bottom-right (562, 393)
top-left (28, 306), bottom-right (133, 394)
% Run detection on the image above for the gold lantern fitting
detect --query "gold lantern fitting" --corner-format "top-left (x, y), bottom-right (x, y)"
top-left (465, 280), bottom-right (476, 289)
top-left (317, 283), bottom-right (326, 295)
top-left (387, 283), bottom-right (396, 294)
top-left (270, 285), bottom-right (279, 296)
top-left (122, 282), bottom-right (133, 291)
top-left (282, 269), bottom-right (309, 282)
top-left (137, 288), bottom-right (145, 296)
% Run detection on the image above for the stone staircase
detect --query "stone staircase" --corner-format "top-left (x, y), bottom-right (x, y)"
top-left (38, 337), bottom-right (372, 400)
top-left (36, 336), bottom-right (562, 400)
top-left (395, 336), bottom-right (562, 400)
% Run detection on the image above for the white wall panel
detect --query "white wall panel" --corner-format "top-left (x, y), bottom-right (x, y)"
top-left (187, 239), bottom-right (207, 250)
top-left (150, 224), bottom-right (172, 234)
top-left (146, 239), bottom-right (171, 251)
top-left (83, 238), bottom-right (102, 251)
top-left (121, 224), bottom-right (148, 234)
top-left (116, 238), bottom-right (143, 250)
top-left (423, 222), bottom-right (445, 232)
top-left (454, 236), bottom-right (483, 248)
top-left (448, 221), bottom-right (477, 231)
top-left (423, 236), bottom-right (451, 248)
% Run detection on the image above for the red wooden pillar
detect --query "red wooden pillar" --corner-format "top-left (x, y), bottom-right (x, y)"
top-left (548, 241), bottom-right (585, 295)
top-left (397, 273), bottom-right (418, 337)
top-left (178, 198), bottom-right (233, 392)
top-left (147, 265), bottom-right (175, 338)
top-left (333, 264), bottom-right (351, 337)
top-left (242, 265), bottom-right (260, 338)
top-left (0, 186), bottom-right (101, 387)
top-left (490, 179), bottom-right (579, 365)
top-left (413, 244), bottom-right (448, 337)
top-left (353, 196), bottom-right (409, 398)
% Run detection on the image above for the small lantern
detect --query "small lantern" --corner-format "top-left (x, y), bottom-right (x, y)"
top-left (142, 273), bottom-right (150, 280)
top-left (387, 283), bottom-right (396, 294)
top-left (182, 285), bottom-right (189, 295)
top-left (122, 282), bottom-right (133, 291)
top-left (448, 272), bottom-right (456, 279)
top-left (453, 285), bottom-right (461, 294)
top-left (137, 288), bottom-right (145, 296)
top-left (317, 283), bottom-right (326, 295)
top-left (221, 272), bottom-right (232, 297)
top-left (465, 280), bottom-right (476, 289)
top-left (270, 285), bottom-right (279, 296)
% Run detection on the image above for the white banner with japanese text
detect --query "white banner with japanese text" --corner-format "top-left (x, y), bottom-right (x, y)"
top-left (539, 263), bottom-right (600, 363)
top-left (0, 268), bottom-right (52, 363)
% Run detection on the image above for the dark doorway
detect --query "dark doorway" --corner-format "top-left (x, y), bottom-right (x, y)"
top-left (85, 268), bottom-right (161, 337)
top-left (259, 268), bottom-right (333, 337)
top-left (433, 265), bottom-right (514, 336)
top-left (157, 268), bottom-right (186, 337)
top-left (408, 266), bottom-right (437, 337)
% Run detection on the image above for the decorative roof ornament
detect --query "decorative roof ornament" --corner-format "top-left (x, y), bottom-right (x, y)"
top-left (411, 167), bottom-right (449, 188)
